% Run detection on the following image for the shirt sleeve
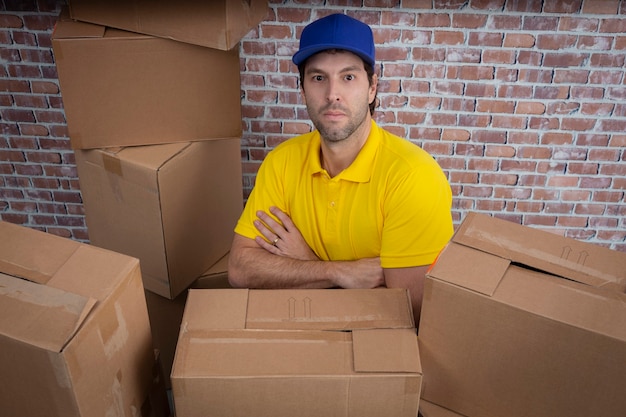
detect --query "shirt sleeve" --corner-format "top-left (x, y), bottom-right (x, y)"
top-left (233, 151), bottom-right (286, 240)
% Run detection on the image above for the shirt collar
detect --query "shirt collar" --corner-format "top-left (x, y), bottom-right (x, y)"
top-left (307, 120), bottom-right (380, 183)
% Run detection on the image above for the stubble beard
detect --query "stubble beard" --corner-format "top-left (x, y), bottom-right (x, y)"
top-left (308, 102), bottom-right (370, 144)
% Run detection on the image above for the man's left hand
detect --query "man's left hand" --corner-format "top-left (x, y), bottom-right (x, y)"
top-left (253, 206), bottom-right (319, 261)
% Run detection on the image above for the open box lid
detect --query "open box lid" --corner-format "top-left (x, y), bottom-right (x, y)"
top-left (0, 221), bottom-right (139, 350)
top-left (182, 288), bottom-right (415, 332)
top-left (427, 213), bottom-right (626, 340)
top-left (68, 0), bottom-right (269, 50)
top-left (450, 212), bottom-right (626, 292)
top-left (0, 272), bottom-right (96, 352)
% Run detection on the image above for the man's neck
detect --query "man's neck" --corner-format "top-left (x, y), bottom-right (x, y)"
top-left (320, 118), bottom-right (372, 177)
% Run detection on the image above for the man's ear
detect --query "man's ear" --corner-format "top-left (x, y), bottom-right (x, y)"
top-left (300, 86), bottom-right (307, 105)
top-left (369, 73), bottom-right (378, 102)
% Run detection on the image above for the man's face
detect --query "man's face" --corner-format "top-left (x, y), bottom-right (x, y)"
top-left (301, 50), bottom-right (377, 144)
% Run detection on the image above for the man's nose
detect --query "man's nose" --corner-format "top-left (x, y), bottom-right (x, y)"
top-left (326, 80), bottom-right (341, 102)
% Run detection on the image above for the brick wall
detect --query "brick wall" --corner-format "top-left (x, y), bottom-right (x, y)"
top-left (1, 0), bottom-right (625, 252)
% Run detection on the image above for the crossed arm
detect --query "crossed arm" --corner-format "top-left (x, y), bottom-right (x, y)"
top-left (228, 206), bottom-right (429, 324)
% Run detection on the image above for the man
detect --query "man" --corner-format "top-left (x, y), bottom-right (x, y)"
top-left (228, 13), bottom-right (453, 326)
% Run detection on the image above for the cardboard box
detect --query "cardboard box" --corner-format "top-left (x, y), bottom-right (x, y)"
top-left (0, 220), bottom-right (155, 417)
top-left (420, 400), bottom-right (467, 417)
top-left (144, 350), bottom-right (174, 417)
top-left (145, 253), bottom-right (231, 389)
top-left (69, 0), bottom-right (268, 50)
top-left (171, 288), bottom-right (422, 417)
top-left (75, 139), bottom-right (243, 299)
top-left (419, 212), bottom-right (626, 417)
top-left (52, 9), bottom-right (242, 149)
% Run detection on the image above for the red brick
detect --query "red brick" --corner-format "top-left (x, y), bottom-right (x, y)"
top-left (595, 191), bottom-right (624, 203)
top-left (522, 17), bottom-right (559, 31)
top-left (476, 199), bottom-right (505, 211)
top-left (484, 49), bottom-right (515, 64)
top-left (380, 10), bottom-right (414, 26)
top-left (517, 146), bottom-right (551, 159)
top-left (576, 204), bottom-right (607, 216)
top-left (416, 13), bottom-right (451, 28)
top-left (481, 172), bottom-right (518, 185)
top-left (0, 14), bottom-right (24, 28)
top-left (580, 102), bottom-right (614, 117)
top-left (442, 129), bottom-right (470, 141)
top-left (599, 18), bottom-right (626, 33)
top-left (533, 188), bottom-right (560, 201)
top-left (495, 187), bottom-right (532, 200)
top-left (22, 15), bottom-right (56, 31)
top-left (576, 134), bottom-right (610, 147)
top-left (452, 14), bottom-right (488, 29)
top-left (402, 0), bottom-right (432, 8)
top-left (540, 132), bottom-right (572, 145)
top-left (500, 159), bottom-right (537, 172)
top-left (458, 114), bottom-right (491, 128)
top-left (567, 162), bottom-right (599, 175)
top-left (421, 142), bottom-right (451, 155)
top-left (433, 30), bottom-right (464, 45)
top-left (449, 171), bottom-right (478, 183)
top-left (543, 52), bottom-right (587, 67)
top-left (561, 118), bottom-right (597, 131)
top-left (580, 177), bottom-right (612, 189)
top-left (561, 190), bottom-right (592, 201)
top-left (557, 216), bottom-right (590, 228)
top-left (546, 202), bottom-right (576, 214)
top-left (516, 101), bottom-right (545, 115)
top-left (558, 17), bottom-right (599, 32)
top-left (524, 215), bottom-right (557, 227)
top-left (537, 161), bottom-right (567, 174)
top-left (465, 83), bottom-right (495, 97)
top-left (503, 33), bottom-right (535, 48)
top-left (442, 97), bottom-right (475, 111)
top-left (468, 31), bottom-right (502, 47)
top-left (467, 159), bottom-right (497, 173)
top-left (537, 34), bottom-right (578, 50)
top-left (505, 2), bottom-right (541, 12)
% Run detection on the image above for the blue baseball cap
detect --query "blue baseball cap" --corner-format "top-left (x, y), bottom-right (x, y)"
top-left (292, 13), bottom-right (375, 67)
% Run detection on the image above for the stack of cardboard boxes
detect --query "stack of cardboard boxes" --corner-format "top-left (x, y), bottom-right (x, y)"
top-left (8, 2), bottom-right (622, 416)
top-left (49, 0), bottom-right (269, 412)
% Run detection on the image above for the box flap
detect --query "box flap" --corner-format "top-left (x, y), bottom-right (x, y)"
top-left (494, 265), bottom-right (626, 341)
top-left (428, 242), bottom-right (510, 296)
top-left (78, 143), bottom-right (192, 192)
top-left (0, 221), bottom-right (80, 284)
top-left (183, 289), bottom-right (249, 330)
top-left (454, 212), bottom-right (626, 292)
top-left (52, 7), bottom-right (105, 40)
top-left (352, 329), bottom-right (421, 373)
top-left (69, 0), bottom-right (268, 50)
top-left (245, 288), bottom-right (415, 330)
top-left (115, 142), bottom-right (191, 171)
top-left (0, 273), bottom-right (96, 352)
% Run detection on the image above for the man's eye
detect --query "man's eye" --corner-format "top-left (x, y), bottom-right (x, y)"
top-left (313, 75), bottom-right (324, 81)
top-left (345, 74), bottom-right (355, 81)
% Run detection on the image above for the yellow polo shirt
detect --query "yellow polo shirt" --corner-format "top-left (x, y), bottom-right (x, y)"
top-left (234, 121), bottom-right (453, 268)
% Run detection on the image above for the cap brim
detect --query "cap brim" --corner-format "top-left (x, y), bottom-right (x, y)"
top-left (292, 44), bottom-right (374, 67)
